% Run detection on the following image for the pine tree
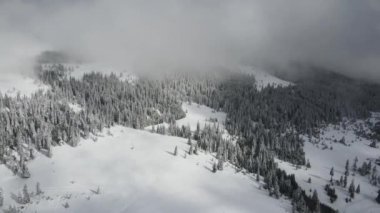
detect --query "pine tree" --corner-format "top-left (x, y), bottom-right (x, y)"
top-left (20, 163), bottom-right (31, 179)
top-left (353, 156), bottom-right (358, 172)
top-left (217, 158), bottom-right (224, 171)
top-left (36, 182), bottom-right (42, 195)
top-left (272, 179), bottom-right (280, 199)
top-left (23, 184), bottom-right (30, 204)
top-left (344, 175), bottom-right (348, 188)
top-left (194, 144), bottom-right (198, 155)
top-left (376, 190), bottom-right (380, 204)
top-left (330, 167), bottom-right (334, 182)
top-left (349, 180), bottom-right (355, 198)
top-left (345, 159), bottom-right (350, 177)
top-left (355, 184), bottom-right (360, 194)
top-left (306, 159), bottom-right (311, 169)
top-left (0, 187), bottom-right (3, 207)
top-left (189, 144), bottom-right (193, 155)
top-left (311, 190), bottom-right (321, 213)
top-left (212, 162), bottom-right (217, 173)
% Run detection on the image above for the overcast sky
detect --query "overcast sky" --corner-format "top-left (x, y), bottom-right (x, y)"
top-left (1, 0), bottom-right (380, 81)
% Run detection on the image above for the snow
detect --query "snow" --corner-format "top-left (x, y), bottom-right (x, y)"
top-left (0, 126), bottom-right (290, 212)
top-left (41, 63), bottom-right (138, 83)
top-left (277, 117), bottom-right (380, 213)
top-left (238, 66), bottom-right (292, 91)
top-left (68, 102), bottom-right (83, 113)
top-left (0, 73), bottom-right (48, 97)
top-left (146, 102), bottom-right (236, 143)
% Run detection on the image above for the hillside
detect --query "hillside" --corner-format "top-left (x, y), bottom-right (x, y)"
top-left (0, 107), bottom-right (290, 213)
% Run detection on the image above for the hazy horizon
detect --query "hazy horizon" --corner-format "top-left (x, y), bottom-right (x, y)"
top-left (1, 0), bottom-right (380, 82)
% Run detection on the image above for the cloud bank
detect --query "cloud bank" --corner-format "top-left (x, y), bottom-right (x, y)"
top-left (0, 0), bottom-right (380, 81)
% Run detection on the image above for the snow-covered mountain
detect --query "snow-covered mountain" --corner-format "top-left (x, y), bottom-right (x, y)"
top-left (0, 104), bottom-right (290, 213)
top-left (1, 62), bottom-right (380, 213)
top-left (277, 114), bottom-right (380, 213)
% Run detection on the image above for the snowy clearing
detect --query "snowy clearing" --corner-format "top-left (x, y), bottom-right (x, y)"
top-left (238, 66), bottom-right (292, 91)
top-left (277, 117), bottom-right (380, 213)
top-left (146, 102), bottom-right (236, 143)
top-left (0, 126), bottom-right (290, 213)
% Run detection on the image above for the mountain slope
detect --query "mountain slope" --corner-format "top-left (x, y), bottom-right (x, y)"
top-left (0, 106), bottom-right (290, 213)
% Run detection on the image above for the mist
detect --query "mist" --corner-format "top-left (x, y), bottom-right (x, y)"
top-left (1, 0), bottom-right (380, 82)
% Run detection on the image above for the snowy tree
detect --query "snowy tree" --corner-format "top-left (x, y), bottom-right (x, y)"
top-left (193, 144), bottom-right (198, 155)
top-left (344, 175), bottom-right (348, 188)
top-left (188, 144), bottom-right (193, 155)
top-left (0, 188), bottom-right (3, 207)
top-left (345, 159), bottom-right (350, 177)
top-left (330, 167), bottom-right (334, 182)
top-left (63, 202), bottom-right (70, 208)
top-left (348, 180), bottom-right (355, 198)
top-left (22, 184), bottom-right (30, 204)
top-left (217, 158), bottom-right (224, 171)
top-left (20, 163), bottom-right (30, 179)
top-left (212, 162), bottom-right (217, 173)
top-left (353, 156), bottom-right (358, 172)
top-left (306, 159), bottom-right (311, 169)
top-left (311, 190), bottom-right (321, 213)
top-left (36, 182), bottom-right (42, 195)
top-left (355, 184), bottom-right (360, 194)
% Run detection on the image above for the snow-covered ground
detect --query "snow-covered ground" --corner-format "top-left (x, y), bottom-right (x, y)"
top-left (238, 66), bottom-right (292, 91)
top-left (277, 117), bottom-right (380, 213)
top-left (68, 102), bottom-right (83, 113)
top-left (0, 103), bottom-right (289, 212)
top-left (146, 102), bottom-right (236, 143)
top-left (0, 125), bottom-right (290, 213)
top-left (41, 63), bottom-right (138, 83)
top-left (0, 73), bottom-right (48, 97)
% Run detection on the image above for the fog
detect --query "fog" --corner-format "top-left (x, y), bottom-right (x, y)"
top-left (1, 0), bottom-right (380, 81)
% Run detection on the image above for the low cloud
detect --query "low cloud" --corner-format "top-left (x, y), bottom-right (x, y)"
top-left (0, 0), bottom-right (379, 81)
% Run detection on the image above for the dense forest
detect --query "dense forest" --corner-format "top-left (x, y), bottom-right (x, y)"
top-left (1, 64), bottom-right (380, 212)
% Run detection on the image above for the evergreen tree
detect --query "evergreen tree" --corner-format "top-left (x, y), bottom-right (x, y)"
top-left (348, 180), bottom-right (355, 198)
top-left (212, 162), bottom-right (217, 173)
top-left (330, 167), bottom-right (334, 182)
top-left (353, 156), bottom-right (358, 172)
top-left (273, 180), bottom-right (280, 199)
top-left (306, 159), bottom-right (311, 169)
top-left (345, 159), bottom-right (350, 177)
top-left (0, 187), bottom-right (3, 207)
top-left (355, 184), bottom-right (360, 194)
top-left (217, 158), bottom-right (224, 171)
top-left (36, 182), bottom-right (42, 195)
top-left (311, 190), bottom-right (321, 213)
top-left (344, 175), bottom-right (348, 188)
top-left (189, 144), bottom-right (193, 155)
top-left (22, 184), bottom-right (30, 204)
